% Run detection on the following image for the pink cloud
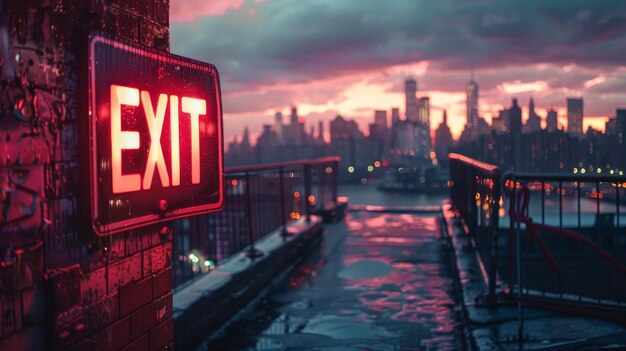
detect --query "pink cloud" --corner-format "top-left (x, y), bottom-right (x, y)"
top-left (170, 0), bottom-right (246, 22)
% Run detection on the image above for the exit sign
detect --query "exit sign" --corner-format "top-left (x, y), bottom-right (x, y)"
top-left (87, 36), bottom-right (223, 235)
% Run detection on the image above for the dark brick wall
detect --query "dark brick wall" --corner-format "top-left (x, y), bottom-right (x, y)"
top-left (0, 0), bottom-right (172, 350)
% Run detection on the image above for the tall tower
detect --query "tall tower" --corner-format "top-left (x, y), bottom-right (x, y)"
top-left (526, 97), bottom-right (541, 132)
top-left (405, 78), bottom-right (418, 122)
top-left (508, 98), bottom-right (522, 135)
top-left (374, 110), bottom-right (387, 130)
top-left (567, 98), bottom-right (583, 134)
top-left (318, 120), bottom-right (325, 143)
top-left (391, 107), bottom-right (400, 127)
top-left (466, 74), bottom-right (479, 128)
top-left (418, 97), bottom-right (430, 126)
top-left (241, 126), bottom-right (251, 149)
top-left (546, 108), bottom-right (558, 132)
top-left (435, 110), bottom-right (454, 159)
top-left (274, 111), bottom-right (283, 141)
top-left (290, 106), bottom-right (298, 125)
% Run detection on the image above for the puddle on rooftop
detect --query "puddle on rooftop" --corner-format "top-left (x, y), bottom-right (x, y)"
top-left (204, 211), bottom-right (464, 350)
top-left (337, 260), bottom-right (392, 279)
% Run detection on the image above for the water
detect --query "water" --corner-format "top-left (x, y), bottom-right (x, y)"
top-left (342, 183), bottom-right (626, 227)
top-left (339, 183), bottom-right (448, 207)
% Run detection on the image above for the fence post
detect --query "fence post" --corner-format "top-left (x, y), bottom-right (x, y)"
top-left (332, 161), bottom-right (338, 203)
top-left (245, 171), bottom-right (263, 258)
top-left (468, 167), bottom-right (477, 237)
top-left (304, 162), bottom-right (312, 222)
top-left (487, 169), bottom-right (501, 304)
top-left (514, 175), bottom-right (524, 350)
top-left (449, 159), bottom-right (453, 204)
top-left (279, 166), bottom-right (290, 237)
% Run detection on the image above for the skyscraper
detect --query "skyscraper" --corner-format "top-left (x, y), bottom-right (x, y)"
top-left (526, 97), bottom-right (541, 132)
top-left (405, 78), bottom-right (418, 122)
top-left (435, 110), bottom-right (454, 159)
top-left (318, 120), bottom-right (325, 143)
top-left (616, 108), bottom-right (626, 147)
top-left (418, 97), bottom-right (430, 126)
top-left (274, 111), bottom-right (283, 141)
top-left (289, 106), bottom-right (305, 145)
top-left (374, 110), bottom-right (388, 130)
top-left (290, 106), bottom-right (298, 126)
top-left (546, 108), bottom-right (558, 131)
top-left (508, 98), bottom-right (522, 135)
top-left (241, 126), bottom-right (251, 149)
top-left (466, 77), bottom-right (479, 128)
top-left (391, 107), bottom-right (400, 127)
top-left (567, 98), bottom-right (583, 134)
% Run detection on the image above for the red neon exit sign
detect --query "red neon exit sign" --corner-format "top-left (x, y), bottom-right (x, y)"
top-left (88, 36), bottom-right (224, 235)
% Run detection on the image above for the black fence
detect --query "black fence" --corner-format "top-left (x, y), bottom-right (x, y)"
top-left (172, 157), bottom-right (339, 288)
top-left (449, 153), bottom-right (626, 334)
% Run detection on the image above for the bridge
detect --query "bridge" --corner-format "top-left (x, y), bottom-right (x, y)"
top-left (173, 155), bottom-right (626, 350)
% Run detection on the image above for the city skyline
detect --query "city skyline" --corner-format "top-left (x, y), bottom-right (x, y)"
top-left (170, 1), bottom-right (626, 142)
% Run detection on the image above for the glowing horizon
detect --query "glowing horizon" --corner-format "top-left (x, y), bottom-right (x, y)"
top-left (170, 0), bottom-right (626, 144)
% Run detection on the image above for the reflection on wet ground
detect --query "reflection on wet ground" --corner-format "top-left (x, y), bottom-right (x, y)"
top-left (205, 211), bottom-right (464, 350)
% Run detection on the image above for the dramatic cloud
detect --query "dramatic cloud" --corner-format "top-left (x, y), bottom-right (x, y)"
top-left (170, 0), bottom-right (626, 141)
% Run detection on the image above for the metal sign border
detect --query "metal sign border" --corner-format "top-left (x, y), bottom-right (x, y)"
top-left (88, 35), bottom-right (224, 236)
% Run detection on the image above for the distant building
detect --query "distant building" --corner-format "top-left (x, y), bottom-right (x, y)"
top-left (282, 106), bottom-right (305, 145)
top-left (567, 98), bottom-right (583, 134)
top-left (290, 106), bottom-right (298, 126)
top-left (526, 97), bottom-right (542, 132)
top-left (374, 110), bottom-right (388, 130)
top-left (274, 111), bottom-right (283, 141)
top-left (256, 124), bottom-right (279, 147)
top-left (492, 109), bottom-right (508, 134)
top-left (546, 108), bottom-right (558, 132)
top-left (318, 120), bottom-right (325, 143)
top-left (435, 110), bottom-right (454, 160)
top-left (508, 98), bottom-right (522, 135)
top-left (416, 123), bottom-right (431, 160)
top-left (418, 97), bottom-right (430, 126)
top-left (405, 78), bottom-right (418, 122)
top-left (241, 126), bottom-right (251, 150)
top-left (616, 108), bottom-right (626, 147)
top-left (391, 107), bottom-right (401, 127)
top-left (330, 114), bottom-right (362, 143)
top-left (466, 77), bottom-right (479, 129)
top-left (369, 124), bottom-right (381, 140)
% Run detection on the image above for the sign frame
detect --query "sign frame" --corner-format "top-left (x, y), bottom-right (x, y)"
top-left (87, 35), bottom-right (224, 236)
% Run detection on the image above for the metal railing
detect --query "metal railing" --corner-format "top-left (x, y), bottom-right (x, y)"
top-left (171, 157), bottom-right (339, 288)
top-left (449, 153), bottom-right (501, 301)
top-left (502, 172), bottom-right (626, 303)
top-left (449, 153), bottom-right (626, 343)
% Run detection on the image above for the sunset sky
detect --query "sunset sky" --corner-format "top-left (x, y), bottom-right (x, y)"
top-left (169, 1), bottom-right (626, 142)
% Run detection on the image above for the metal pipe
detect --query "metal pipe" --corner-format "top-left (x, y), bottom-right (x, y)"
top-left (515, 176), bottom-right (524, 351)
top-left (488, 169), bottom-right (501, 303)
top-left (577, 182), bottom-right (581, 230)
top-left (304, 163), bottom-right (312, 222)
top-left (541, 180), bottom-right (545, 225)
top-left (245, 171), bottom-right (261, 258)
top-left (617, 184), bottom-right (620, 228)
top-left (597, 181), bottom-right (601, 216)
top-left (559, 181), bottom-right (563, 228)
top-left (279, 167), bottom-right (288, 236)
top-left (332, 161), bottom-right (339, 203)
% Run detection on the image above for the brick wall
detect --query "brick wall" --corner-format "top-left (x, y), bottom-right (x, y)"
top-left (0, 1), bottom-right (173, 350)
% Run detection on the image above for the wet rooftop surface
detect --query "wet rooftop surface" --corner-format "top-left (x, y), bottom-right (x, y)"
top-left (204, 210), bottom-right (464, 350)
